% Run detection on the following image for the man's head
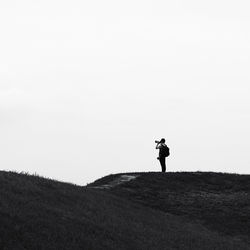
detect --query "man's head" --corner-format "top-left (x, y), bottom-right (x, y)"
top-left (160, 138), bottom-right (165, 143)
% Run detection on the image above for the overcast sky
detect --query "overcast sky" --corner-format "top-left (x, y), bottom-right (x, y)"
top-left (0, 0), bottom-right (250, 185)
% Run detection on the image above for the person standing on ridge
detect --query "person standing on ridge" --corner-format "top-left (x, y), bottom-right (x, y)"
top-left (155, 138), bottom-right (170, 172)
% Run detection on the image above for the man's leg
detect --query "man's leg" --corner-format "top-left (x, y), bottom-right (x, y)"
top-left (160, 157), bottom-right (166, 172)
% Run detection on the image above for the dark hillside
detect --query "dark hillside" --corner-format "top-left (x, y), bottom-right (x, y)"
top-left (0, 171), bottom-right (249, 250)
top-left (89, 172), bottom-right (250, 243)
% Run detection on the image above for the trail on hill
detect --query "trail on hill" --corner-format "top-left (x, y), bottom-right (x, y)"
top-left (90, 174), bottom-right (139, 189)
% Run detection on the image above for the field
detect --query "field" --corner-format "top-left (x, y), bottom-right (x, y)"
top-left (0, 171), bottom-right (249, 249)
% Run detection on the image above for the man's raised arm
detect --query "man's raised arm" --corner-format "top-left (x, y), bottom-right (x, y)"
top-left (156, 143), bottom-right (162, 149)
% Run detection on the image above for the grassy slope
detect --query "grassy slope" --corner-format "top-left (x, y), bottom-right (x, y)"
top-left (0, 171), bottom-right (249, 250)
top-left (89, 172), bottom-right (250, 243)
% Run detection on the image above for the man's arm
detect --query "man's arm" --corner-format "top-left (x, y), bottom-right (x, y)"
top-left (156, 143), bottom-right (162, 149)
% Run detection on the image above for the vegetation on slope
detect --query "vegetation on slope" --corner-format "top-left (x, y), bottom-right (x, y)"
top-left (0, 171), bottom-right (249, 250)
top-left (90, 172), bottom-right (250, 244)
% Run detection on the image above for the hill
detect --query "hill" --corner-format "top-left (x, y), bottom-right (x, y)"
top-left (89, 172), bottom-right (250, 243)
top-left (0, 171), bottom-right (249, 250)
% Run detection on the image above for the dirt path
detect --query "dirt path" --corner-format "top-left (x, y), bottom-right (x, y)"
top-left (90, 174), bottom-right (139, 189)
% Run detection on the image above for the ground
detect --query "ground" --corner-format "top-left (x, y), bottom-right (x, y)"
top-left (0, 171), bottom-right (249, 250)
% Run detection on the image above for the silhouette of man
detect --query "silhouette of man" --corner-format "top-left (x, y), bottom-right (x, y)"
top-left (156, 138), bottom-right (168, 172)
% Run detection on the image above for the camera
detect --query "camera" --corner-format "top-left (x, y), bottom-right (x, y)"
top-left (155, 140), bottom-right (160, 143)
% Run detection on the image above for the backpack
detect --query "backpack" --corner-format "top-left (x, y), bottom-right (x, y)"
top-left (161, 145), bottom-right (170, 157)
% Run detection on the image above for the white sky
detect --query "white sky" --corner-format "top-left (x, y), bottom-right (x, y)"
top-left (0, 0), bottom-right (250, 185)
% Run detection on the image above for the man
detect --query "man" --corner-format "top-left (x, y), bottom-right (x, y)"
top-left (155, 138), bottom-right (169, 172)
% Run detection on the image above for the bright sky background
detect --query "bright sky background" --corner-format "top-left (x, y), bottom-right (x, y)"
top-left (1, 0), bottom-right (250, 185)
